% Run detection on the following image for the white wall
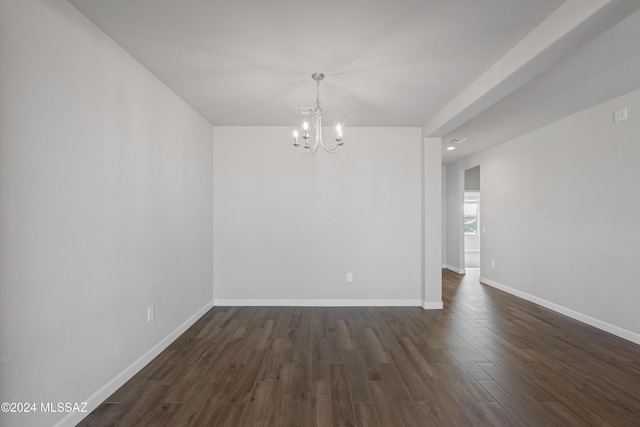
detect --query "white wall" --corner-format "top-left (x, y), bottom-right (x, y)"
top-left (0, 1), bottom-right (214, 426)
top-left (442, 166), bottom-right (447, 266)
top-left (423, 137), bottom-right (443, 308)
top-left (445, 165), bottom-right (463, 273)
top-left (464, 166), bottom-right (480, 191)
top-left (446, 88), bottom-right (640, 343)
top-left (213, 127), bottom-right (431, 305)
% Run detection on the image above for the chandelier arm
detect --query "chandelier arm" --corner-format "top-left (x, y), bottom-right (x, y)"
top-left (296, 136), bottom-right (319, 154)
top-left (298, 143), bottom-right (320, 154)
top-left (300, 144), bottom-right (319, 155)
top-left (297, 136), bottom-right (341, 154)
top-left (296, 145), bottom-right (313, 155)
top-left (308, 132), bottom-right (320, 152)
top-left (319, 139), bottom-right (343, 153)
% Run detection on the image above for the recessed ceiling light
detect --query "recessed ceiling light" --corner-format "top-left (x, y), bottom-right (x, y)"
top-left (449, 137), bottom-right (467, 144)
top-left (446, 146), bottom-right (456, 151)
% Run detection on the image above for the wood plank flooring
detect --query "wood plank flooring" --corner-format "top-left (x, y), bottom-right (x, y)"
top-left (79, 269), bottom-right (640, 426)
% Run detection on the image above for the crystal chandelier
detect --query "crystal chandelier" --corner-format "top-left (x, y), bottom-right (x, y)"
top-left (292, 73), bottom-right (344, 154)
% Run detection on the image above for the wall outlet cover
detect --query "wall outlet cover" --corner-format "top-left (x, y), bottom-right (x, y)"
top-left (147, 304), bottom-right (155, 322)
top-left (614, 108), bottom-right (628, 123)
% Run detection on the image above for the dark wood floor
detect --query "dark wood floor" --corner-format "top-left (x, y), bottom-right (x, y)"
top-left (79, 269), bottom-right (640, 426)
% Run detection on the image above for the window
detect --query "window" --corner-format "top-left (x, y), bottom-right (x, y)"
top-left (464, 201), bottom-right (478, 236)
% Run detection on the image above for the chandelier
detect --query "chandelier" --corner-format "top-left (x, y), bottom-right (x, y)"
top-left (292, 73), bottom-right (344, 154)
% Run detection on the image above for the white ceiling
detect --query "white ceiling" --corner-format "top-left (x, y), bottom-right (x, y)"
top-left (442, 6), bottom-right (640, 163)
top-left (67, 0), bottom-right (640, 163)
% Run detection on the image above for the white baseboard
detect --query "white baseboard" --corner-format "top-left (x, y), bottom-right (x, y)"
top-left (444, 265), bottom-right (465, 274)
top-left (56, 301), bottom-right (215, 427)
top-left (422, 301), bottom-right (444, 310)
top-left (213, 299), bottom-right (422, 307)
top-left (479, 277), bottom-right (640, 346)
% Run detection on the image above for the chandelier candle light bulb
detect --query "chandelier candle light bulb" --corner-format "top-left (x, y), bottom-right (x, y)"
top-left (291, 73), bottom-right (344, 155)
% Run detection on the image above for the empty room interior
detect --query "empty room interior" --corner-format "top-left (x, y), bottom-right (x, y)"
top-left (2, 0), bottom-right (640, 426)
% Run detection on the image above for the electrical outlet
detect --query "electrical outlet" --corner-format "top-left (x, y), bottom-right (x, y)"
top-left (346, 272), bottom-right (353, 282)
top-left (614, 108), bottom-right (628, 123)
top-left (147, 304), bottom-right (155, 322)
top-left (491, 260), bottom-right (495, 268)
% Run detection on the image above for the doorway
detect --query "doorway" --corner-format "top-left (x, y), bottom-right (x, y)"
top-left (463, 166), bottom-right (480, 269)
